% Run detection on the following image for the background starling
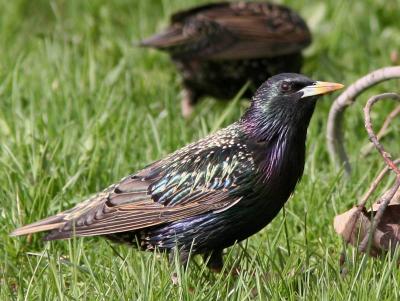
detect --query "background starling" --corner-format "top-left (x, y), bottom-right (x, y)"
top-left (140, 2), bottom-right (312, 117)
top-left (11, 74), bottom-right (343, 271)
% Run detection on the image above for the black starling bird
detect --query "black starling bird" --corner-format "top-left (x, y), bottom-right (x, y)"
top-left (11, 74), bottom-right (343, 272)
top-left (140, 2), bottom-right (311, 117)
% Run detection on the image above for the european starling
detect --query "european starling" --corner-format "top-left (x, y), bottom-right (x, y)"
top-left (140, 2), bottom-right (311, 117)
top-left (11, 74), bottom-right (343, 271)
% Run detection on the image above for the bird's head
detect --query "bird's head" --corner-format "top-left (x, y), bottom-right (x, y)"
top-left (242, 73), bottom-right (344, 140)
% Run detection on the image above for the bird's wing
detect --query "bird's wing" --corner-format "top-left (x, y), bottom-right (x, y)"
top-left (169, 2), bottom-right (230, 23)
top-left (140, 2), bottom-right (311, 59)
top-left (139, 2), bottom-right (230, 50)
top-left (11, 129), bottom-right (253, 240)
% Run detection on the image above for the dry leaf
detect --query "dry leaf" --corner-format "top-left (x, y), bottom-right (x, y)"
top-left (334, 190), bottom-right (400, 256)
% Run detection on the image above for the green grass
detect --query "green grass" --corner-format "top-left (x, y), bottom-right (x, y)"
top-left (1, 0), bottom-right (400, 299)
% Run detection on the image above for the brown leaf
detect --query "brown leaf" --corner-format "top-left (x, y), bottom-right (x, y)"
top-left (334, 193), bottom-right (400, 256)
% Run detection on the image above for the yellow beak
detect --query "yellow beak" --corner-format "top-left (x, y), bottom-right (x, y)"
top-left (300, 81), bottom-right (344, 98)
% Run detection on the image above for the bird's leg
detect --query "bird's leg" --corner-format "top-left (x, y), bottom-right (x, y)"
top-left (168, 249), bottom-right (189, 285)
top-left (204, 249), bottom-right (248, 277)
top-left (203, 250), bottom-right (242, 276)
top-left (181, 87), bottom-right (197, 118)
top-left (203, 249), bottom-right (224, 273)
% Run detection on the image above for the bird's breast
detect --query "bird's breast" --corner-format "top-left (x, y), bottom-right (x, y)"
top-left (251, 136), bottom-right (306, 200)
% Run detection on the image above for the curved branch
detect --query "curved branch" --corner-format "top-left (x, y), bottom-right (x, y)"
top-left (358, 158), bottom-right (400, 209)
top-left (358, 93), bottom-right (400, 253)
top-left (361, 104), bottom-right (400, 156)
top-left (326, 66), bottom-right (400, 174)
top-left (343, 159), bottom-right (400, 248)
top-left (363, 93), bottom-right (400, 175)
top-left (336, 93), bottom-right (400, 258)
top-left (358, 176), bottom-right (400, 253)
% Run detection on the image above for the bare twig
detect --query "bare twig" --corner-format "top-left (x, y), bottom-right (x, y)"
top-left (358, 178), bottom-right (400, 253)
top-left (336, 93), bottom-right (400, 260)
top-left (358, 93), bottom-right (400, 253)
top-left (363, 93), bottom-right (400, 175)
top-left (326, 67), bottom-right (400, 174)
top-left (359, 158), bottom-right (400, 209)
top-left (361, 105), bottom-right (400, 156)
top-left (342, 159), bottom-right (400, 249)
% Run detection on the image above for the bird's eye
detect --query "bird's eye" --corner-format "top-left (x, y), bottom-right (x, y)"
top-left (280, 81), bottom-right (291, 92)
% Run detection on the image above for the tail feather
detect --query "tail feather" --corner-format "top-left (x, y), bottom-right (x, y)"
top-left (139, 27), bottom-right (186, 49)
top-left (10, 215), bottom-right (66, 237)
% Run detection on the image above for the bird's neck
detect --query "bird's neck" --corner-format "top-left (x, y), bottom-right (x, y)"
top-left (240, 102), bottom-right (315, 142)
top-left (240, 103), bottom-right (315, 187)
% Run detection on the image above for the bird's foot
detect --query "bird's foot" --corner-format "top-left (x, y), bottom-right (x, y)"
top-left (181, 88), bottom-right (196, 118)
top-left (171, 272), bottom-right (179, 285)
top-left (208, 266), bottom-right (223, 273)
top-left (204, 249), bottom-right (224, 273)
top-left (168, 249), bottom-right (189, 285)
